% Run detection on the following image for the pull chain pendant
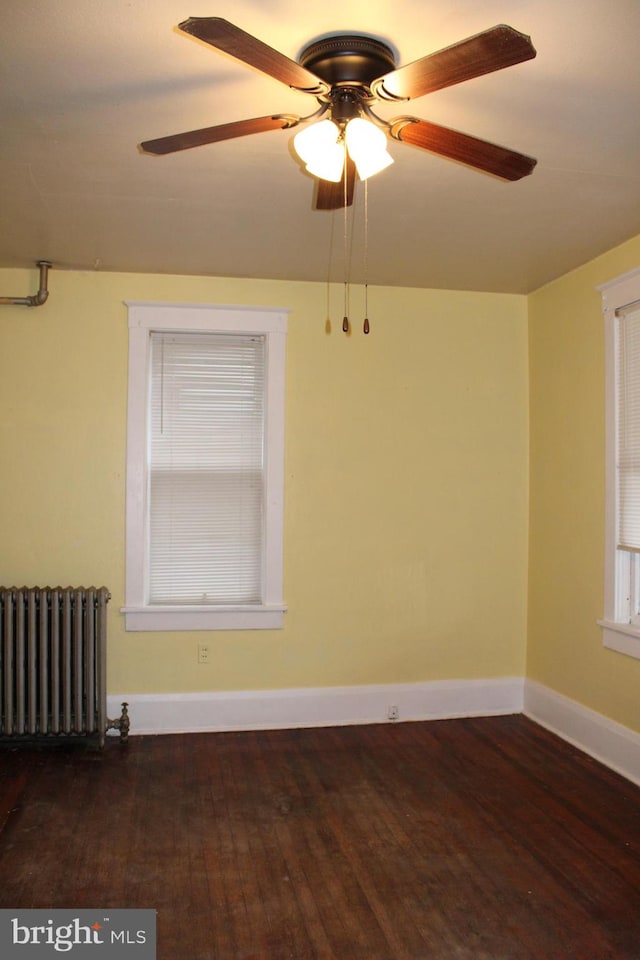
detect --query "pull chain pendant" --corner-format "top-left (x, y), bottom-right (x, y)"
top-left (363, 317), bottom-right (370, 334)
top-left (343, 315), bottom-right (349, 333)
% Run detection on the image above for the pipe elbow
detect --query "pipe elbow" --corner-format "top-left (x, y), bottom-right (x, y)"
top-left (28, 288), bottom-right (49, 307)
top-left (27, 261), bottom-right (52, 307)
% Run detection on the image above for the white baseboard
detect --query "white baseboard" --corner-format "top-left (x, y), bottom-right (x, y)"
top-left (108, 678), bottom-right (640, 786)
top-left (108, 676), bottom-right (524, 737)
top-left (524, 679), bottom-right (640, 787)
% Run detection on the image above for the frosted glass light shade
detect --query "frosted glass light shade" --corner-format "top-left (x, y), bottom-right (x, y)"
top-left (294, 120), bottom-right (345, 182)
top-left (345, 118), bottom-right (394, 180)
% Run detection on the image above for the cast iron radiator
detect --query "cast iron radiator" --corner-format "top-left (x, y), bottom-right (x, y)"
top-left (0, 587), bottom-right (129, 748)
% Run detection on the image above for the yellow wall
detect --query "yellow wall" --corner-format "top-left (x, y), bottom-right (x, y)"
top-left (528, 234), bottom-right (640, 733)
top-left (0, 268), bottom-right (529, 694)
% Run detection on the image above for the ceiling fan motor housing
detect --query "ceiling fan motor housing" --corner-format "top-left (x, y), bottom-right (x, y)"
top-left (298, 35), bottom-right (397, 93)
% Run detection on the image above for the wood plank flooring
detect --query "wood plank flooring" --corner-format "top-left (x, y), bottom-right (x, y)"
top-left (0, 715), bottom-right (639, 959)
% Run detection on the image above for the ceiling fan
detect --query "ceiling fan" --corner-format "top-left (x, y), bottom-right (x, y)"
top-left (140, 17), bottom-right (537, 210)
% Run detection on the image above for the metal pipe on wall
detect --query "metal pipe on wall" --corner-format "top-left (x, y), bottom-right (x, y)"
top-left (0, 260), bottom-right (52, 307)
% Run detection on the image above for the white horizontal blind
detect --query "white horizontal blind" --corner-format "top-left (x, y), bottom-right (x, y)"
top-left (617, 304), bottom-right (640, 552)
top-left (148, 332), bottom-right (265, 604)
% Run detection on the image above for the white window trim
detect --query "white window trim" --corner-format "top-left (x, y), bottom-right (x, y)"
top-left (122, 301), bottom-right (288, 631)
top-left (598, 267), bottom-right (640, 659)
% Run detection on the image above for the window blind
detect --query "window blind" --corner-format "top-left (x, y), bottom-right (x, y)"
top-left (148, 332), bottom-right (265, 604)
top-left (616, 304), bottom-right (640, 552)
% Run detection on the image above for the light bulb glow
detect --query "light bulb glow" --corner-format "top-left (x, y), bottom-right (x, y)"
top-left (294, 120), bottom-right (345, 182)
top-left (345, 118), bottom-right (394, 180)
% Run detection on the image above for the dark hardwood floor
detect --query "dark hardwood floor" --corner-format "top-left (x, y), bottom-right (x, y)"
top-left (0, 715), bottom-right (639, 959)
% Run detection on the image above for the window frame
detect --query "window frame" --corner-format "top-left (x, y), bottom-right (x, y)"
top-left (123, 301), bottom-right (288, 632)
top-left (598, 267), bottom-right (640, 659)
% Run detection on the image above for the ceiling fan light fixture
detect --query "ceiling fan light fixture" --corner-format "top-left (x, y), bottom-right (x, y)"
top-left (294, 119), bottom-right (345, 182)
top-left (143, 20), bottom-right (538, 205)
top-left (345, 117), bottom-right (394, 180)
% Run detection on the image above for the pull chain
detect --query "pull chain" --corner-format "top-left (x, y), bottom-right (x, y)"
top-left (325, 195), bottom-right (337, 334)
top-left (363, 178), bottom-right (370, 334)
top-left (342, 150), bottom-right (349, 334)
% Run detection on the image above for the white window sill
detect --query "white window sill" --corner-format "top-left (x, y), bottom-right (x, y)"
top-left (122, 604), bottom-right (287, 632)
top-left (598, 619), bottom-right (640, 660)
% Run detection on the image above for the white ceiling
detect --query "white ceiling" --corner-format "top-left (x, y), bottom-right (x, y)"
top-left (2, 0), bottom-right (639, 294)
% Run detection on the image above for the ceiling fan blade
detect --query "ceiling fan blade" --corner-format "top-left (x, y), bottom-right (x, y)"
top-left (372, 25), bottom-right (535, 101)
top-left (140, 114), bottom-right (298, 155)
top-left (390, 117), bottom-right (536, 181)
top-left (179, 17), bottom-right (329, 96)
top-left (315, 157), bottom-right (356, 210)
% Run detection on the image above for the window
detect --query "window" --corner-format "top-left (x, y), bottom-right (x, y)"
top-left (123, 302), bottom-right (288, 631)
top-left (598, 267), bottom-right (640, 659)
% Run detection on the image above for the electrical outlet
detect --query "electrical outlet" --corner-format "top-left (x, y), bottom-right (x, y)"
top-left (387, 705), bottom-right (399, 721)
top-left (198, 643), bottom-right (210, 664)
